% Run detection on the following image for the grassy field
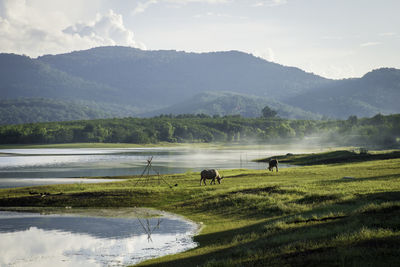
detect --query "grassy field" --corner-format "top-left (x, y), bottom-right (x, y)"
top-left (256, 149), bottom-right (400, 165)
top-left (1, 153), bottom-right (399, 266)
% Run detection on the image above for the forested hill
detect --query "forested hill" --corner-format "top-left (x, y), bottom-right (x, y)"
top-left (0, 53), bottom-right (121, 103)
top-left (0, 98), bottom-right (140, 125)
top-left (1, 46), bottom-right (400, 124)
top-left (38, 46), bottom-right (329, 103)
top-left (284, 68), bottom-right (400, 118)
top-left (142, 91), bottom-right (322, 120)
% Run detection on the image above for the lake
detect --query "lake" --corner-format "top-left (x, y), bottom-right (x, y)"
top-left (0, 208), bottom-right (199, 267)
top-left (0, 145), bottom-right (316, 188)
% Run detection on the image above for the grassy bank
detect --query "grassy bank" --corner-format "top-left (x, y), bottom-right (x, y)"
top-left (255, 149), bottom-right (400, 166)
top-left (1, 157), bottom-right (400, 266)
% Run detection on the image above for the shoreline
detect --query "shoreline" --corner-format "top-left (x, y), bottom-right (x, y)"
top-left (1, 152), bottom-right (399, 266)
top-left (0, 142), bottom-right (336, 151)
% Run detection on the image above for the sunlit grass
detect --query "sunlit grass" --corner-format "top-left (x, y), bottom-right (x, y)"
top-left (256, 149), bottom-right (400, 166)
top-left (1, 156), bottom-right (399, 266)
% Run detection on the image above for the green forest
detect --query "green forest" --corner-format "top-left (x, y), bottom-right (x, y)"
top-left (1, 113), bottom-right (399, 148)
top-left (0, 98), bottom-right (142, 125)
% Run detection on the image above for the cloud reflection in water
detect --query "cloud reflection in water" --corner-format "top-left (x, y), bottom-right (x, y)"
top-left (0, 212), bottom-right (198, 266)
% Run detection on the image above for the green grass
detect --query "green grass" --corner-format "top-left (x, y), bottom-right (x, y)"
top-left (1, 157), bottom-right (400, 266)
top-left (255, 149), bottom-right (400, 165)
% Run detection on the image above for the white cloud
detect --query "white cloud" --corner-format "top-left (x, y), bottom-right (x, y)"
top-left (133, 0), bottom-right (159, 15)
top-left (253, 47), bottom-right (275, 62)
top-left (379, 32), bottom-right (397, 37)
top-left (360, 42), bottom-right (381, 47)
top-left (63, 10), bottom-right (142, 48)
top-left (321, 36), bottom-right (343, 40)
top-left (133, 0), bottom-right (229, 15)
top-left (0, 1), bottom-right (143, 57)
top-left (193, 11), bottom-right (246, 19)
top-left (252, 0), bottom-right (287, 7)
top-left (168, 0), bottom-right (229, 3)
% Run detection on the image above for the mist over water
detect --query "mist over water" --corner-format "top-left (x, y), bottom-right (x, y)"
top-left (0, 145), bottom-right (322, 188)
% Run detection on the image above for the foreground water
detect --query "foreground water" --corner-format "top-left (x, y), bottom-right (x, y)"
top-left (0, 209), bottom-right (198, 266)
top-left (0, 145), bottom-right (317, 188)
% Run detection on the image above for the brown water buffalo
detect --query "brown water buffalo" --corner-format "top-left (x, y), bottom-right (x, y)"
top-left (200, 169), bottom-right (223, 185)
top-left (268, 159), bottom-right (278, 172)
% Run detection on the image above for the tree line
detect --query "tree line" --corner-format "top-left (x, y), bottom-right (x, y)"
top-left (0, 113), bottom-right (399, 148)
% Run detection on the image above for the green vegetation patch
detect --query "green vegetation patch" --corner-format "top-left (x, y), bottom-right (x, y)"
top-left (256, 149), bottom-right (400, 165)
top-left (1, 158), bottom-right (400, 266)
top-left (1, 113), bottom-right (400, 149)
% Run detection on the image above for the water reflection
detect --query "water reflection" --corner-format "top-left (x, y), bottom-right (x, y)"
top-left (0, 178), bottom-right (121, 189)
top-left (137, 217), bottom-right (163, 242)
top-left (0, 147), bottom-right (266, 178)
top-left (0, 146), bottom-right (307, 188)
top-left (0, 210), bottom-right (198, 266)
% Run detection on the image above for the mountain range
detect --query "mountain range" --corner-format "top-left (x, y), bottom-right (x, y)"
top-left (0, 46), bottom-right (399, 124)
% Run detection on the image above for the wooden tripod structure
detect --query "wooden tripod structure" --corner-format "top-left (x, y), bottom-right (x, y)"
top-left (134, 156), bottom-right (173, 188)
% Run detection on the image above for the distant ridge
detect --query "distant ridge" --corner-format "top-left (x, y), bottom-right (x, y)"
top-left (38, 46), bottom-right (330, 103)
top-left (0, 53), bottom-right (121, 103)
top-left (0, 98), bottom-right (141, 125)
top-left (0, 46), bottom-right (399, 124)
top-left (142, 91), bottom-right (322, 120)
top-left (283, 68), bottom-right (400, 118)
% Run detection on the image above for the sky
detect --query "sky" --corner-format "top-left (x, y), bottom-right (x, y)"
top-left (0, 0), bottom-right (399, 79)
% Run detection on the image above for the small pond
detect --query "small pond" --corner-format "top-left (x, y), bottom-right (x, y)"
top-left (0, 209), bottom-right (199, 266)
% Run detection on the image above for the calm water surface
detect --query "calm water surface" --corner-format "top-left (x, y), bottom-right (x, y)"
top-left (0, 146), bottom-right (313, 188)
top-left (0, 209), bottom-right (198, 266)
